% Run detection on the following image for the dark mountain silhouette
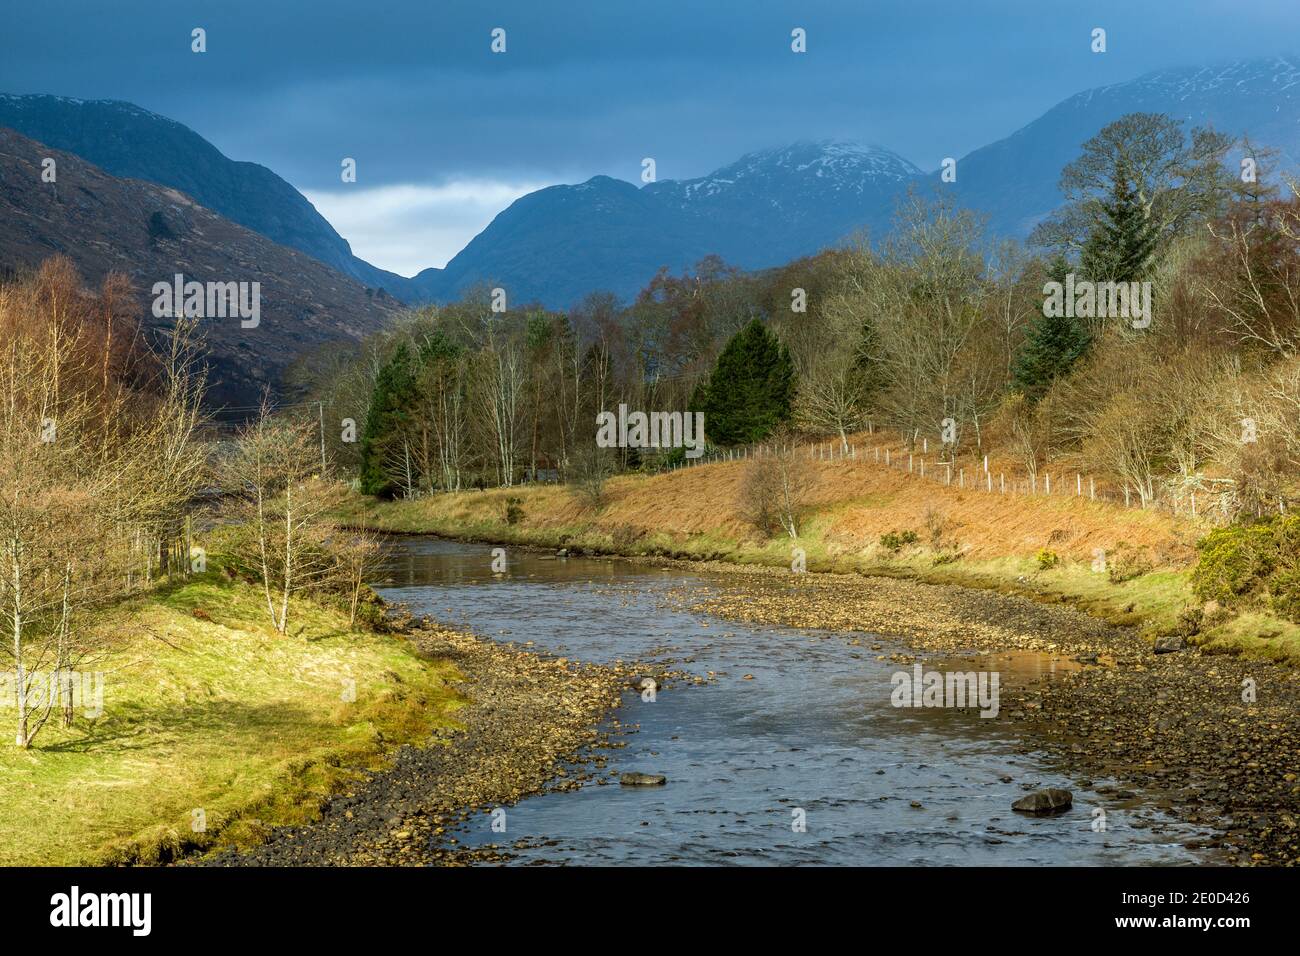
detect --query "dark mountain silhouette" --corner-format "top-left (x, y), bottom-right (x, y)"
top-left (0, 93), bottom-right (423, 301)
top-left (0, 126), bottom-right (400, 407)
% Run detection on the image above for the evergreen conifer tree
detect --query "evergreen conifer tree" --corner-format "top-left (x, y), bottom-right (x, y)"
top-left (692, 318), bottom-right (795, 445)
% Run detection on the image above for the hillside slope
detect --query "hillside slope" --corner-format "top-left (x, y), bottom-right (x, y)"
top-left (0, 94), bottom-right (419, 300)
top-left (0, 126), bottom-right (400, 407)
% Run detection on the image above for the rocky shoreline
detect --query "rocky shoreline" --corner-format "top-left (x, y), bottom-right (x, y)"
top-left (202, 620), bottom-right (637, 866)
top-left (671, 561), bottom-right (1300, 867)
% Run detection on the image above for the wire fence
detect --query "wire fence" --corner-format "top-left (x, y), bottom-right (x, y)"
top-left (666, 429), bottom-right (1232, 524)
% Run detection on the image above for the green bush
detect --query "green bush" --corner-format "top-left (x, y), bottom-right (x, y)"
top-left (880, 530), bottom-right (917, 554)
top-left (1191, 523), bottom-right (1277, 605)
top-left (1036, 549), bottom-right (1059, 570)
top-left (1269, 568), bottom-right (1300, 623)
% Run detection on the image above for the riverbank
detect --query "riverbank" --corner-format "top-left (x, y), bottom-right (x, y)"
top-left (342, 457), bottom-right (1300, 664)
top-left (0, 570), bottom-right (466, 866)
top-left (203, 618), bottom-right (637, 865)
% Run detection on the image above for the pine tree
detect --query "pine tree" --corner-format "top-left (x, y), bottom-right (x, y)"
top-left (1011, 256), bottom-right (1092, 400)
top-left (359, 342), bottom-right (419, 496)
top-left (1080, 164), bottom-right (1160, 282)
top-left (693, 318), bottom-right (795, 446)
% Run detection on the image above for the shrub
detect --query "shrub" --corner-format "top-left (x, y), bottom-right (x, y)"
top-left (924, 507), bottom-right (948, 550)
top-left (1268, 568), bottom-right (1300, 623)
top-left (878, 530), bottom-right (918, 554)
top-left (502, 496), bottom-right (524, 526)
top-left (1036, 549), bottom-right (1059, 570)
top-left (1107, 542), bottom-right (1154, 584)
top-left (1190, 523), bottom-right (1277, 605)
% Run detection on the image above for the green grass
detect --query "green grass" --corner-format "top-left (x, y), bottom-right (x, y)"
top-left (0, 571), bottom-right (465, 866)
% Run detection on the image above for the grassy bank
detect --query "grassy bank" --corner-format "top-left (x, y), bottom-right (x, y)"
top-left (343, 453), bottom-right (1300, 664)
top-left (0, 570), bottom-right (464, 866)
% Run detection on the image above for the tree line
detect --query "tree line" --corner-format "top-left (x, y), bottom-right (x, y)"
top-left (296, 111), bottom-right (1300, 521)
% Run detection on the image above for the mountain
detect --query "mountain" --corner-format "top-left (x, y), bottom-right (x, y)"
top-left (420, 55), bottom-right (1300, 308)
top-left (0, 126), bottom-right (400, 407)
top-left (0, 93), bottom-right (421, 301)
top-left (934, 54), bottom-right (1300, 238)
top-left (414, 141), bottom-right (921, 307)
top-left (6, 54), bottom-right (1299, 315)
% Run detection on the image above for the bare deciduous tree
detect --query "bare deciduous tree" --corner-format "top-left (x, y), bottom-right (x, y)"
top-left (224, 400), bottom-right (344, 635)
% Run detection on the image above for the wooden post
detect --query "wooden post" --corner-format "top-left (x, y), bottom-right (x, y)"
top-left (1000, 473), bottom-right (1005, 493)
top-left (1077, 473), bottom-right (1082, 496)
top-left (1090, 477), bottom-right (1095, 501)
top-left (318, 400), bottom-right (327, 476)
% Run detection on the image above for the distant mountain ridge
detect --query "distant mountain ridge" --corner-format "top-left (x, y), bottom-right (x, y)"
top-left (0, 126), bottom-right (399, 407)
top-left (931, 54), bottom-right (1300, 238)
top-left (417, 55), bottom-right (1300, 307)
top-left (0, 93), bottom-right (421, 300)
top-left (3, 54), bottom-right (1299, 312)
top-left (411, 140), bottom-right (921, 306)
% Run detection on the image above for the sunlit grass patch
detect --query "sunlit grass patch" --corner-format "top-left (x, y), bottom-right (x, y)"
top-left (0, 571), bottom-right (464, 866)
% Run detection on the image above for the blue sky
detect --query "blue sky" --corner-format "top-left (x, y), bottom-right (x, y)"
top-left (2, 0), bottom-right (1295, 274)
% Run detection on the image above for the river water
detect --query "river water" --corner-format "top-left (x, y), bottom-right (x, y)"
top-left (376, 537), bottom-right (1212, 866)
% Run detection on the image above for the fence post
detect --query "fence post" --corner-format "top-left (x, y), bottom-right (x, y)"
top-left (1000, 473), bottom-right (1005, 494)
top-left (1090, 477), bottom-right (1095, 501)
top-left (1077, 474), bottom-right (1081, 496)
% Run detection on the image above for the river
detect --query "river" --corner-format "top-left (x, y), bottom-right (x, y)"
top-left (375, 536), bottom-right (1213, 866)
